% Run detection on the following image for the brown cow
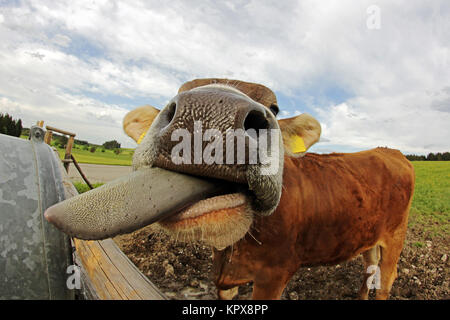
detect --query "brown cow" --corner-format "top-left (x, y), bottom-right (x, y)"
top-left (211, 149), bottom-right (415, 299)
top-left (45, 78), bottom-right (415, 300)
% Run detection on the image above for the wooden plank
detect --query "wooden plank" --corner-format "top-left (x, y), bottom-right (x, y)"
top-left (73, 247), bottom-right (99, 300)
top-left (44, 130), bottom-right (53, 144)
top-left (82, 239), bottom-right (141, 300)
top-left (64, 136), bottom-right (74, 172)
top-left (99, 239), bottom-right (167, 300)
top-left (73, 237), bottom-right (166, 300)
top-left (73, 239), bottom-right (122, 300)
top-left (45, 125), bottom-right (76, 137)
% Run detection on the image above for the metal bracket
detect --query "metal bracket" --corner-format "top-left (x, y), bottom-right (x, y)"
top-left (30, 125), bottom-right (45, 143)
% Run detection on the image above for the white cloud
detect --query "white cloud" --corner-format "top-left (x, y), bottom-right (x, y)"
top-left (52, 34), bottom-right (72, 48)
top-left (279, 110), bottom-right (303, 118)
top-left (0, 0), bottom-right (448, 153)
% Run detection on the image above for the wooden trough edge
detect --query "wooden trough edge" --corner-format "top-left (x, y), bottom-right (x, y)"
top-left (54, 148), bottom-right (167, 300)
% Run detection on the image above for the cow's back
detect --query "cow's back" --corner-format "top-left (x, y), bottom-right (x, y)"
top-left (257, 147), bottom-right (415, 267)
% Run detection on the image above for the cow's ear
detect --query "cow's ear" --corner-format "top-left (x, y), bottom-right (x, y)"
top-left (278, 113), bottom-right (321, 156)
top-left (123, 105), bottom-right (160, 143)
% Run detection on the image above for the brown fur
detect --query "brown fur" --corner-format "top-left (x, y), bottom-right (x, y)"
top-left (213, 148), bottom-right (415, 299)
top-left (159, 203), bottom-right (253, 249)
top-left (178, 78), bottom-right (278, 108)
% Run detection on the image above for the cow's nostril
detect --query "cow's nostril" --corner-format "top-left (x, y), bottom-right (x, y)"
top-left (158, 102), bottom-right (177, 133)
top-left (244, 110), bottom-right (270, 133)
top-left (166, 102), bottom-right (176, 124)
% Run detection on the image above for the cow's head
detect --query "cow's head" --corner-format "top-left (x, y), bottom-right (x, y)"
top-left (45, 79), bottom-right (321, 249)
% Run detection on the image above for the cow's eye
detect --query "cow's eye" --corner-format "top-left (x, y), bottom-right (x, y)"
top-left (269, 104), bottom-right (279, 116)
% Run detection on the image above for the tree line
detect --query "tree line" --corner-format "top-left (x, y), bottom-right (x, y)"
top-left (406, 152), bottom-right (450, 161)
top-left (0, 113), bottom-right (22, 137)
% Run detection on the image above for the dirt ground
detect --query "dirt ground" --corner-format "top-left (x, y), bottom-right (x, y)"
top-left (114, 222), bottom-right (449, 300)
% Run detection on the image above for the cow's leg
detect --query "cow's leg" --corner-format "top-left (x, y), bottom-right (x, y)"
top-left (376, 230), bottom-right (406, 300)
top-left (218, 286), bottom-right (239, 300)
top-left (251, 270), bottom-right (291, 300)
top-left (358, 245), bottom-right (380, 300)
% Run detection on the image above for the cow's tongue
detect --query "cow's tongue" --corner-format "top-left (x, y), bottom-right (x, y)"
top-left (44, 167), bottom-right (226, 240)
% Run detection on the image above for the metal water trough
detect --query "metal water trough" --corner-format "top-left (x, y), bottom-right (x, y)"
top-left (0, 126), bottom-right (166, 300)
top-left (0, 127), bottom-right (73, 299)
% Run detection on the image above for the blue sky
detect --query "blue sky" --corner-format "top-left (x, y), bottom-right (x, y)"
top-left (0, 0), bottom-right (449, 153)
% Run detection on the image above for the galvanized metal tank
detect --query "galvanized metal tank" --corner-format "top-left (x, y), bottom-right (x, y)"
top-left (0, 126), bottom-right (74, 299)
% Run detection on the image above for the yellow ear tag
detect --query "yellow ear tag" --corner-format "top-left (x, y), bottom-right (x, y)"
top-left (137, 131), bottom-right (146, 145)
top-left (291, 136), bottom-right (306, 153)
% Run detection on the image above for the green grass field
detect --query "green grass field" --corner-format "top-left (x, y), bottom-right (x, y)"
top-left (55, 146), bottom-right (134, 166)
top-left (73, 181), bottom-right (104, 194)
top-left (409, 161), bottom-right (450, 238)
top-left (20, 134), bottom-right (134, 166)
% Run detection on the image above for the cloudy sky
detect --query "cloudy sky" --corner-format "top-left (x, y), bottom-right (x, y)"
top-left (0, 0), bottom-right (449, 154)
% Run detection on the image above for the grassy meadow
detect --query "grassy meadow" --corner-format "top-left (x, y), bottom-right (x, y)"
top-left (408, 161), bottom-right (450, 239)
top-left (54, 145), bottom-right (134, 166)
top-left (20, 133), bottom-right (134, 165)
top-left (73, 181), bottom-right (104, 194)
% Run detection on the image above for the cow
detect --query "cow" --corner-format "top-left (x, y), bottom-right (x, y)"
top-left (45, 78), bottom-right (415, 300)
